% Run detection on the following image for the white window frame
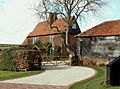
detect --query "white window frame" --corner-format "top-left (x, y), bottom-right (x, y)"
top-left (49, 36), bottom-right (55, 43)
top-left (32, 37), bottom-right (37, 44)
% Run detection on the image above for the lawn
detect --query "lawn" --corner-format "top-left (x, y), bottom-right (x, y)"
top-left (0, 70), bottom-right (44, 81)
top-left (0, 44), bottom-right (44, 81)
top-left (69, 66), bottom-right (120, 89)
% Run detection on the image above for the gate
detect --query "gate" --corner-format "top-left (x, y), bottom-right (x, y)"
top-left (42, 55), bottom-right (69, 66)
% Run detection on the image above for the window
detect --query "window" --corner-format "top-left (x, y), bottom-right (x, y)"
top-left (32, 37), bottom-right (37, 44)
top-left (72, 23), bottom-right (77, 29)
top-left (49, 36), bottom-right (55, 43)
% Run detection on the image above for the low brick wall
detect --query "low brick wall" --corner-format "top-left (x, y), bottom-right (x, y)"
top-left (82, 56), bottom-right (109, 66)
top-left (12, 50), bottom-right (42, 71)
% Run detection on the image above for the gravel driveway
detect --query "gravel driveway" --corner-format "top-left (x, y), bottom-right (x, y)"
top-left (1, 65), bottom-right (95, 86)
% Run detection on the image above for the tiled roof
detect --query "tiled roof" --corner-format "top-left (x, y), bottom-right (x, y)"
top-left (28, 18), bottom-right (67, 37)
top-left (21, 16), bottom-right (81, 46)
top-left (21, 18), bottom-right (67, 46)
top-left (78, 20), bottom-right (120, 37)
top-left (21, 32), bottom-right (33, 46)
top-left (20, 38), bottom-right (28, 47)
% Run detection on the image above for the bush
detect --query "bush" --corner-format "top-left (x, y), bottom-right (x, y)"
top-left (12, 50), bottom-right (42, 71)
top-left (34, 41), bottom-right (42, 47)
top-left (0, 55), bottom-right (16, 71)
top-left (0, 47), bottom-right (26, 71)
top-left (43, 42), bottom-right (52, 55)
top-left (52, 45), bottom-right (61, 56)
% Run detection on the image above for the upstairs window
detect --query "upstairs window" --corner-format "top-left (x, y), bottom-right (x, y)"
top-left (32, 37), bottom-right (37, 44)
top-left (49, 36), bottom-right (55, 43)
top-left (72, 23), bottom-right (77, 29)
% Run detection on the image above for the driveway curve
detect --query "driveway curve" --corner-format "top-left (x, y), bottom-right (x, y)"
top-left (1, 65), bottom-right (95, 86)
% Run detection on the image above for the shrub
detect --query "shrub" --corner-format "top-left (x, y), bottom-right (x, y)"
top-left (34, 41), bottom-right (42, 47)
top-left (13, 50), bottom-right (42, 71)
top-left (43, 42), bottom-right (52, 55)
top-left (0, 55), bottom-right (16, 71)
top-left (52, 45), bottom-right (61, 56)
top-left (0, 47), bottom-right (26, 71)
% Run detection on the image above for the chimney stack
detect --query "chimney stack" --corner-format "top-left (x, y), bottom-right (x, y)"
top-left (48, 12), bottom-right (57, 25)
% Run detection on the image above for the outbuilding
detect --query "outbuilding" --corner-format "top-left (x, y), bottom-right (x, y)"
top-left (76, 20), bottom-right (120, 63)
top-left (106, 56), bottom-right (120, 86)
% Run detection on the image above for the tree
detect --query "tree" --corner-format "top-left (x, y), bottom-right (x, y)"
top-left (34, 0), bottom-right (106, 65)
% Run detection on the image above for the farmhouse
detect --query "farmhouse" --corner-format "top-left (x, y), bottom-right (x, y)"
top-left (77, 20), bottom-right (120, 62)
top-left (21, 13), bottom-right (81, 56)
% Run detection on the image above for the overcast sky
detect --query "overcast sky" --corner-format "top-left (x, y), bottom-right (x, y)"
top-left (0, 0), bottom-right (120, 44)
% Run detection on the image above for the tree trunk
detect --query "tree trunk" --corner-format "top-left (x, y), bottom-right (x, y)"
top-left (65, 44), bottom-right (80, 66)
top-left (50, 23), bottom-right (80, 66)
top-left (61, 26), bottom-right (80, 66)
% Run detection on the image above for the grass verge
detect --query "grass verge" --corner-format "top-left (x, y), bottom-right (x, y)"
top-left (0, 70), bottom-right (44, 81)
top-left (69, 66), bottom-right (120, 89)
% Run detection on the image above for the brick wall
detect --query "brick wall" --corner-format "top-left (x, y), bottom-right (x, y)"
top-left (28, 35), bottom-right (78, 56)
top-left (70, 35), bottom-right (77, 52)
top-left (82, 56), bottom-right (109, 66)
top-left (39, 35), bottom-right (62, 46)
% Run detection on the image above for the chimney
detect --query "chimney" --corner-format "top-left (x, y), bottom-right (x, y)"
top-left (48, 12), bottom-right (57, 25)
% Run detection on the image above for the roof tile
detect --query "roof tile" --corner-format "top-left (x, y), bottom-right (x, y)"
top-left (21, 38), bottom-right (28, 46)
top-left (78, 20), bottom-right (120, 37)
top-left (28, 18), bottom-right (66, 37)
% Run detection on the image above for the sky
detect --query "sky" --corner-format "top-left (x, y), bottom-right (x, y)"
top-left (0, 0), bottom-right (120, 44)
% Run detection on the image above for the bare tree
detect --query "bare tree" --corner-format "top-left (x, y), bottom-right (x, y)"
top-left (34, 0), bottom-right (106, 65)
